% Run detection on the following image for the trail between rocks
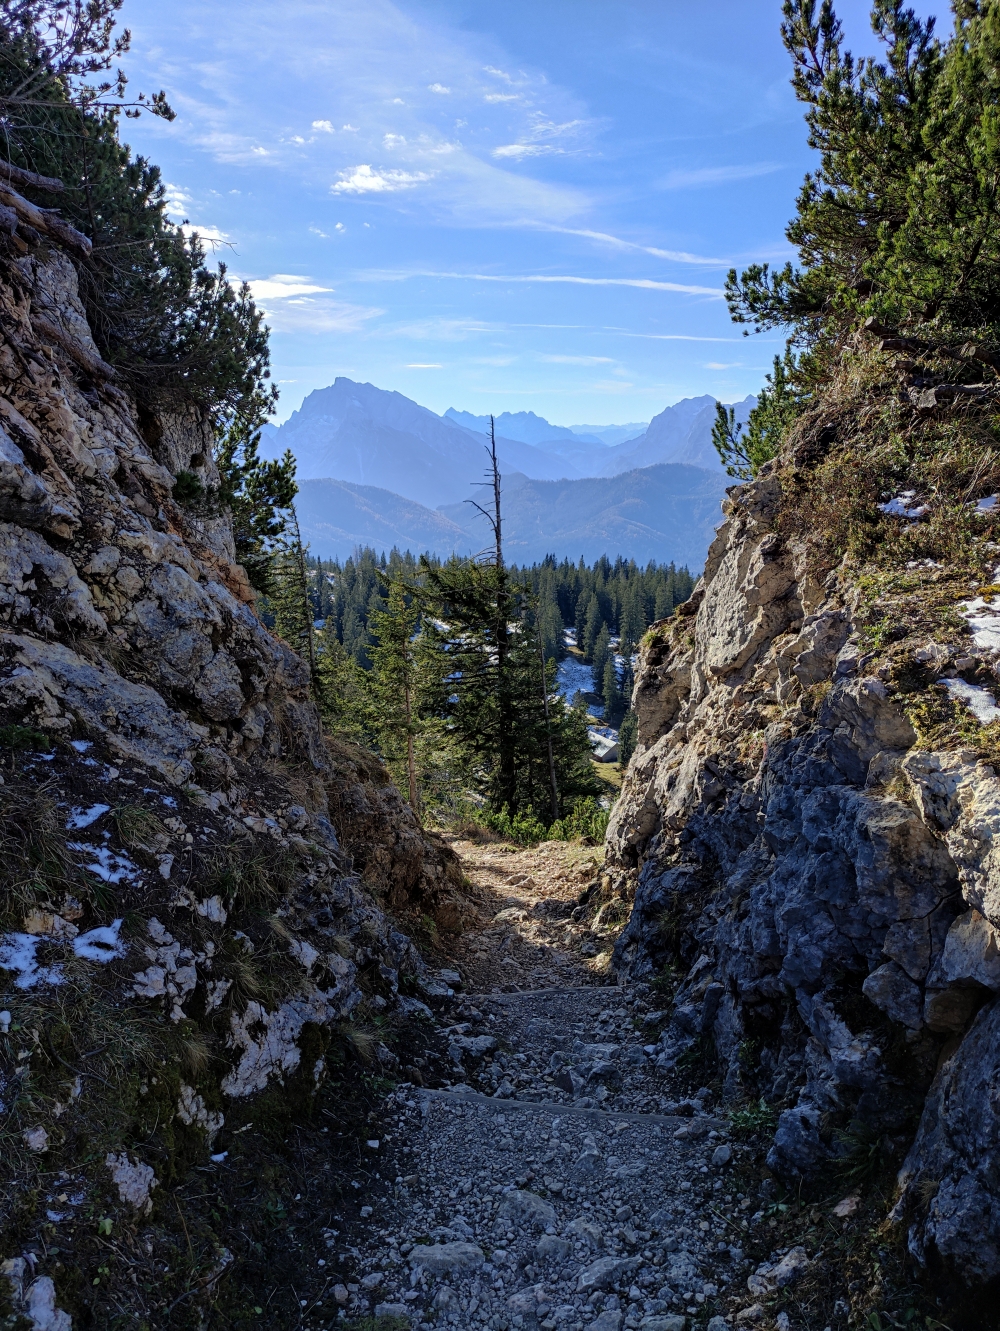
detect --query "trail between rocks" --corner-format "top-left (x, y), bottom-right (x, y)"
top-left (328, 840), bottom-right (761, 1331)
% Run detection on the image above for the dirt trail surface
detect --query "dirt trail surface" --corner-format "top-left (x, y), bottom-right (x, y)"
top-left (316, 837), bottom-right (778, 1331)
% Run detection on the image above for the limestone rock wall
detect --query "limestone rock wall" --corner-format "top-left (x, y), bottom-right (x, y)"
top-left (607, 467), bottom-right (1000, 1289)
top-left (0, 242), bottom-right (458, 1324)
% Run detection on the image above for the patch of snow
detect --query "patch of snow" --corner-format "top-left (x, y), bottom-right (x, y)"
top-left (958, 594), bottom-right (1000, 651)
top-left (941, 677), bottom-right (1000, 723)
top-left (23, 1126), bottom-right (49, 1152)
top-left (72, 919), bottom-right (125, 963)
top-left (977, 494), bottom-right (999, 513)
top-left (70, 739), bottom-right (92, 753)
top-left (0, 934), bottom-right (64, 989)
top-left (67, 842), bottom-right (139, 883)
top-left (556, 656), bottom-right (595, 704)
top-left (879, 490), bottom-right (929, 519)
top-left (105, 1152), bottom-right (157, 1214)
top-left (65, 803), bottom-right (109, 830)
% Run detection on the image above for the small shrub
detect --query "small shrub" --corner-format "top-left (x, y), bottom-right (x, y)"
top-left (548, 796), bottom-right (611, 844)
top-left (0, 723), bottom-right (51, 752)
top-left (171, 469), bottom-right (206, 506)
top-left (480, 805), bottom-right (548, 846)
top-left (728, 1097), bottom-right (778, 1138)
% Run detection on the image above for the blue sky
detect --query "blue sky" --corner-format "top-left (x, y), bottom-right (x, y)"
top-left (118, 0), bottom-right (941, 426)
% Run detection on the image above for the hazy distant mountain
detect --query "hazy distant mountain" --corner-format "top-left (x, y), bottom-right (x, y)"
top-left (569, 422), bottom-right (650, 446)
top-left (257, 378), bottom-right (580, 507)
top-left (595, 395), bottom-right (756, 476)
top-left (442, 463), bottom-right (729, 566)
top-left (444, 408), bottom-right (602, 446)
top-left (293, 479), bottom-right (474, 560)
top-left (293, 461), bottom-right (728, 566)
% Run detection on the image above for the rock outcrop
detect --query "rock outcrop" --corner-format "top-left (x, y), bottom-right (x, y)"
top-left (0, 239), bottom-right (462, 1322)
top-left (607, 465), bottom-right (1000, 1290)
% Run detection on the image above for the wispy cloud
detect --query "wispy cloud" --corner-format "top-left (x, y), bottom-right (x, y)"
top-left (428, 83), bottom-right (450, 94)
top-left (540, 225), bottom-right (729, 266)
top-left (540, 354), bottom-right (615, 365)
top-left (332, 164), bottom-right (432, 193)
top-left (375, 271), bottom-right (723, 297)
top-left (658, 162), bottom-right (782, 190)
top-left (407, 362), bottom-right (443, 368)
top-left (704, 361), bottom-right (742, 369)
top-left (312, 119), bottom-right (334, 132)
top-left (493, 117), bottom-right (586, 161)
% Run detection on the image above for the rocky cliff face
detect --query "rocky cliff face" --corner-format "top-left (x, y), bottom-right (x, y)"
top-left (607, 464), bottom-right (1000, 1294)
top-left (0, 244), bottom-right (463, 1325)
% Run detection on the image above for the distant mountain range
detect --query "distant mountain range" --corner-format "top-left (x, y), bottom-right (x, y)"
top-left (259, 377), bottom-right (751, 567)
top-left (295, 464), bottom-right (729, 566)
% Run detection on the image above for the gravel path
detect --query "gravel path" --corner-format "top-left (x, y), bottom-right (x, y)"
top-left (321, 841), bottom-right (785, 1331)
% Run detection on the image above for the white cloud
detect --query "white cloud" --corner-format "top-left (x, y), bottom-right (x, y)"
top-left (383, 133), bottom-right (406, 147)
top-left (312, 119), bottom-right (335, 132)
top-left (704, 361), bottom-right (742, 369)
top-left (659, 163), bottom-right (782, 190)
top-left (181, 222), bottom-right (231, 245)
top-left (540, 354), bottom-right (615, 365)
top-left (493, 142), bottom-right (555, 160)
top-left (246, 274), bottom-right (334, 300)
top-left (428, 83), bottom-right (450, 94)
top-left (383, 271), bottom-right (722, 297)
top-left (342, 123), bottom-right (358, 132)
top-left (309, 225), bottom-right (330, 238)
top-left (484, 65), bottom-right (513, 82)
top-left (332, 164), bottom-right (431, 194)
top-left (493, 117), bottom-right (585, 161)
top-left (484, 92), bottom-right (519, 103)
top-left (407, 362), bottom-right (443, 368)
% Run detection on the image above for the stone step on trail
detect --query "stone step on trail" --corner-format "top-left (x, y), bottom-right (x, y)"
top-left (334, 983), bottom-right (754, 1330)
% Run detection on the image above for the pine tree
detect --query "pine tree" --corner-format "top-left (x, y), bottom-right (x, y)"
top-left (367, 578), bottom-right (427, 812)
top-left (618, 710), bottom-right (638, 768)
top-left (268, 505), bottom-right (316, 683)
top-left (602, 656), bottom-right (625, 726)
top-left (592, 624), bottom-right (612, 689)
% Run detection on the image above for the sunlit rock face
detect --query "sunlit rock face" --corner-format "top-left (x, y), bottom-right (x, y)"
top-left (606, 464), bottom-right (1000, 1287)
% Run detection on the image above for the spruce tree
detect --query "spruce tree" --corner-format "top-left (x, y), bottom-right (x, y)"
top-left (366, 578), bottom-right (429, 812)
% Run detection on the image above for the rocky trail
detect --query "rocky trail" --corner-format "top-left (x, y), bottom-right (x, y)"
top-left (317, 836), bottom-right (802, 1331)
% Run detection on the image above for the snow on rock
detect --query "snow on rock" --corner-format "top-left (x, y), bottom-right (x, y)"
top-left (72, 919), bottom-right (125, 962)
top-left (0, 934), bottom-right (65, 989)
top-left (1, 1258), bottom-right (72, 1331)
top-left (64, 803), bottom-right (109, 830)
top-left (177, 1083), bottom-right (224, 1145)
top-left (977, 494), bottom-right (999, 513)
top-left (105, 1152), bottom-right (156, 1214)
top-left (941, 677), bottom-right (1000, 724)
top-left (878, 490), bottom-right (929, 518)
top-left (67, 843), bottom-right (139, 884)
top-left (958, 592), bottom-right (1000, 652)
